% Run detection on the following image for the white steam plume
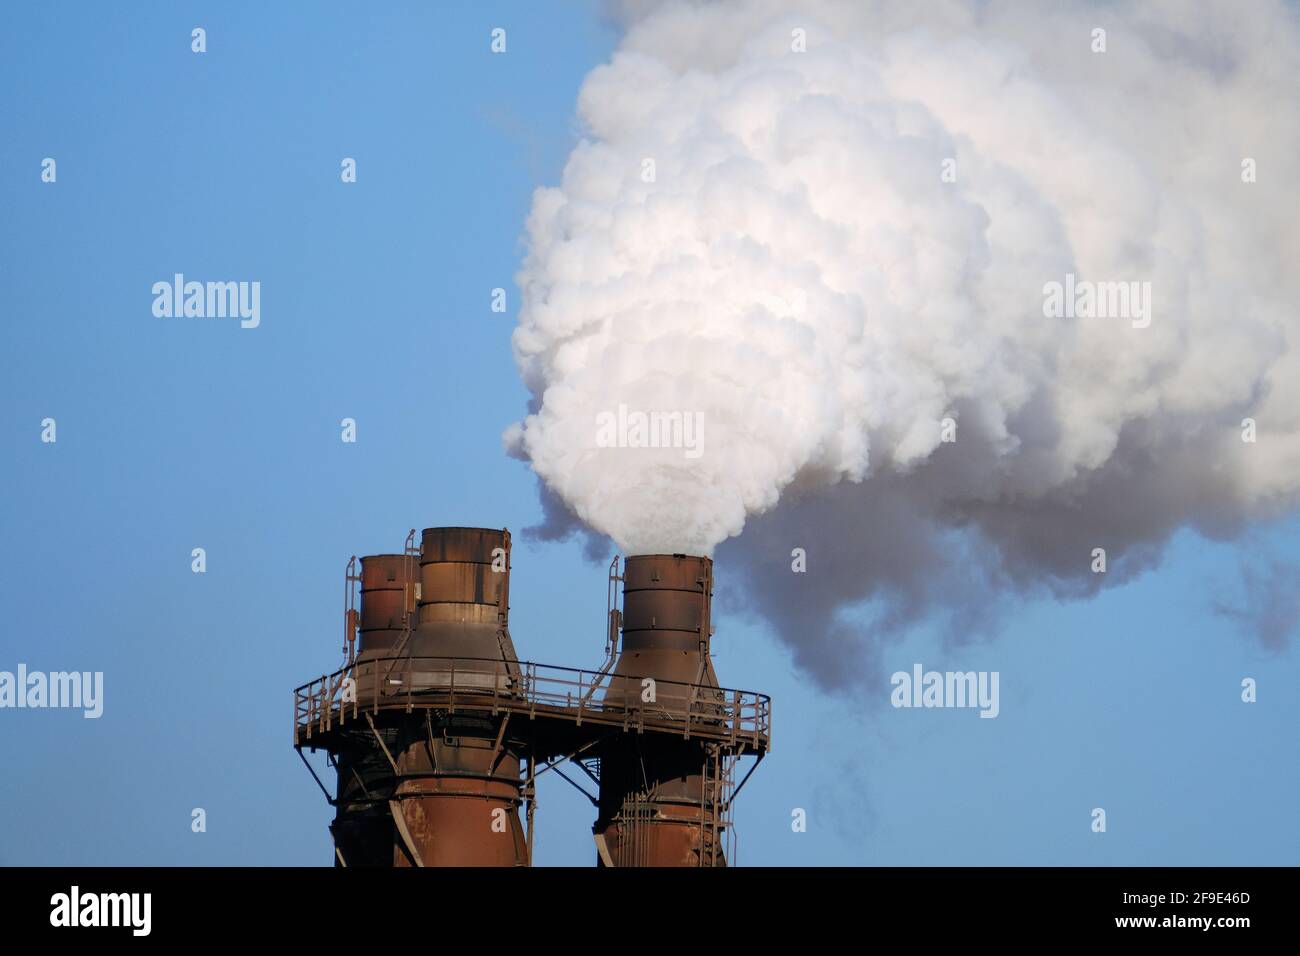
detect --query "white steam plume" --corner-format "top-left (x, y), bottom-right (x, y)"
top-left (507, 0), bottom-right (1300, 675)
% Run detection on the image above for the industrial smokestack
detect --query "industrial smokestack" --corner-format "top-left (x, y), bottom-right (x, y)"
top-left (357, 554), bottom-right (414, 660)
top-left (407, 527), bottom-right (519, 685)
top-left (329, 554), bottom-right (415, 867)
top-left (605, 554), bottom-right (719, 704)
top-left (595, 553), bottom-right (732, 867)
top-left (352, 552), bottom-right (418, 694)
top-left (389, 528), bottom-right (527, 867)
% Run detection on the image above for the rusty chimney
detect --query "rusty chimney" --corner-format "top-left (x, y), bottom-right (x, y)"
top-left (383, 528), bottom-right (528, 866)
top-left (328, 554), bottom-right (417, 867)
top-left (595, 553), bottom-right (732, 867)
top-left (407, 527), bottom-right (519, 675)
top-left (358, 554), bottom-right (415, 659)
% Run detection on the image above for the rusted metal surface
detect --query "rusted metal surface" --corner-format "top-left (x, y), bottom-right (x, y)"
top-left (593, 739), bottom-right (733, 868)
top-left (352, 554), bottom-right (416, 716)
top-left (293, 534), bottom-right (771, 868)
top-left (357, 555), bottom-right (411, 658)
top-left (408, 528), bottom-right (519, 680)
top-left (391, 722), bottom-right (527, 867)
top-left (595, 554), bottom-right (732, 867)
top-left (380, 529), bottom-right (527, 866)
top-left (603, 554), bottom-right (723, 710)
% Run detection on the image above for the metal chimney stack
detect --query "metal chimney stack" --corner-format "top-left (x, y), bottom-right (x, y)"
top-left (595, 554), bottom-right (734, 867)
top-left (387, 528), bottom-right (527, 866)
top-left (328, 554), bottom-right (414, 867)
top-left (358, 554), bottom-right (414, 663)
top-left (610, 554), bottom-right (719, 692)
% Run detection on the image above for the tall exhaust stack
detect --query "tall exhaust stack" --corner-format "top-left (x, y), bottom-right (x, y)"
top-left (595, 553), bottom-right (733, 867)
top-left (328, 553), bottom-right (415, 866)
top-left (387, 527), bottom-right (527, 866)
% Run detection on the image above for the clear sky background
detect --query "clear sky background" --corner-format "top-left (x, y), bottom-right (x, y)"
top-left (2, 1), bottom-right (1297, 866)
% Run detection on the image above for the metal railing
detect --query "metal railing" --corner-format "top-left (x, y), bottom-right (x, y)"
top-left (293, 655), bottom-right (771, 751)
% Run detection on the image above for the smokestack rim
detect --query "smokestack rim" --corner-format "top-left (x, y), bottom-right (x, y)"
top-left (417, 526), bottom-right (510, 535)
top-left (624, 552), bottom-right (708, 560)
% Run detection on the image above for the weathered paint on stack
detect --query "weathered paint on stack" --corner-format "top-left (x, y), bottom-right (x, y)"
top-left (596, 554), bottom-right (730, 867)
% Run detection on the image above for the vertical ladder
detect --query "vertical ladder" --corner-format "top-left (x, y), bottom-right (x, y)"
top-left (699, 748), bottom-right (736, 866)
top-left (380, 530), bottom-right (420, 690)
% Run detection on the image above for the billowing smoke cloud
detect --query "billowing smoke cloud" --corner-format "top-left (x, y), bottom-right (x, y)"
top-left (507, 0), bottom-right (1300, 680)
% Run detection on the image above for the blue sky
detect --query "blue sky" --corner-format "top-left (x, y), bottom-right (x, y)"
top-left (1, 1), bottom-right (1297, 866)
